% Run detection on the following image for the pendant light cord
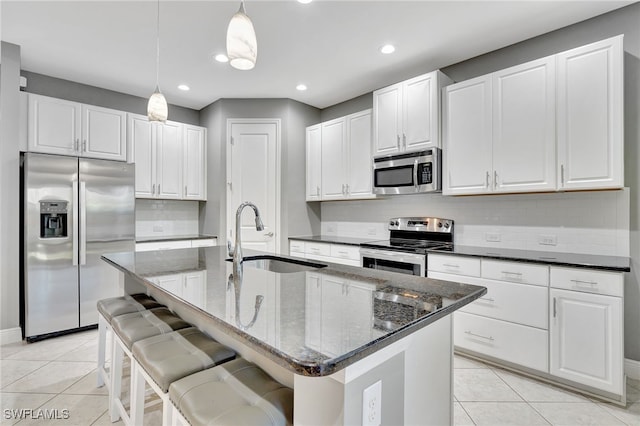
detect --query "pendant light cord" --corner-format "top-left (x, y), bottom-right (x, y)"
top-left (155, 0), bottom-right (160, 92)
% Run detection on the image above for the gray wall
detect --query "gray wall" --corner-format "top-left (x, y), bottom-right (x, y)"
top-left (320, 3), bottom-right (640, 361)
top-left (21, 71), bottom-right (199, 125)
top-left (198, 98), bottom-right (321, 249)
top-left (0, 42), bottom-right (22, 335)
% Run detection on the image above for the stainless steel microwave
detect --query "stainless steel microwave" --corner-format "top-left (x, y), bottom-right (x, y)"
top-left (373, 148), bottom-right (441, 195)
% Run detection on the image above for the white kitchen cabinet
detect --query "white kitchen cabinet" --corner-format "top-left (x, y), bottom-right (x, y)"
top-left (152, 270), bottom-right (207, 310)
top-left (557, 35), bottom-right (624, 190)
top-left (182, 124), bottom-right (207, 200)
top-left (304, 273), bottom-right (323, 352)
top-left (28, 94), bottom-right (126, 161)
top-left (289, 240), bottom-right (361, 267)
top-left (443, 57), bottom-right (556, 195)
top-left (443, 75), bottom-right (493, 195)
top-left (321, 117), bottom-right (347, 200)
top-left (305, 124), bottom-right (322, 201)
top-left (306, 109), bottom-right (374, 201)
top-left (549, 266), bottom-right (624, 395)
top-left (492, 56), bottom-right (556, 193)
top-left (135, 237), bottom-right (217, 252)
top-left (156, 121), bottom-right (183, 199)
top-left (129, 114), bottom-right (155, 197)
top-left (373, 71), bottom-right (452, 155)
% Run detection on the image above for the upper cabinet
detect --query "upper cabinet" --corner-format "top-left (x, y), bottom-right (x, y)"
top-left (306, 109), bottom-right (374, 201)
top-left (443, 35), bottom-right (624, 196)
top-left (373, 71), bottom-right (453, 155)
top-left (556, 35), bottom-right (624, 190)
top-left (28, 94), bottom-right (127, 161)
top-left (128, 113), bottom-right (206, 201)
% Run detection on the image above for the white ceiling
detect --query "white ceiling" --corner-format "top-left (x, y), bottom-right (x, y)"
top-left (1, 0), bottom-right (633, 110)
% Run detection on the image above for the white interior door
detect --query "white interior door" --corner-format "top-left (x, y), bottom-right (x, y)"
top-left (227, 120), bottom-right (280, 254)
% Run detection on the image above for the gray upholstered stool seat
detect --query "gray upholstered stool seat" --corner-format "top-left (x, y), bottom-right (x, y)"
top-left (169, 358), bottom-right (294, 426)
top-left (111, 307), bottom-right (191, 350)
top-left (132, 327), bottom-right (236, 392)
top-left (97, 293), bottom-right (164, 323)
top-left (129, 328), bottom-right (237, 425)
top-left (96, 293), bottom-right (164, 389)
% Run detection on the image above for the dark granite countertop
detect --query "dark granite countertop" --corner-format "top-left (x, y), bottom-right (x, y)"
top-left (289, 235), bottom-right (378, 246)
top-left (102, 246), bottom-right (486, 377)
top-left (427, 245), bottom-right (630, 272)
top-left (136, 234), bottom-right (217, 243)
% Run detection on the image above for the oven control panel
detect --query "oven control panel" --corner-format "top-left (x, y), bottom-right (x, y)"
top-left (388, 217), bottom-right (453, 233)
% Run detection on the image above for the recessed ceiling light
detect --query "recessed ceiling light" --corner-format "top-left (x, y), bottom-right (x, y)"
top-left (214, 53), bottom-right (229, 63)
top-left (298, 0), bottom-right (313, 4)
top-left (380, 44), bottom-right (396, 54)
top-left (178, 84), bottom-right (190, 91)
top-left (296, 84), bottom-right (307, 91)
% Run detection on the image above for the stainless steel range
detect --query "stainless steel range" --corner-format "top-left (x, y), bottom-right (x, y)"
top-left (360, 217), bottom-right (453, 277)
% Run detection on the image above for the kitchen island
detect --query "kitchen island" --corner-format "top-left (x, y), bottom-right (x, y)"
top-left (102, 246), bottom-right (486, 425)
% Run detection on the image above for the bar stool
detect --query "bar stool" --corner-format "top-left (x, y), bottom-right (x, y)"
top-left (109, 307), bottom-right (191, 424)
top-left (130, 327), bottom-right (236, 425)
top-left (96, 294), bottom-right (164, 388)
top-left (168, 358), bottom-right (294, 426)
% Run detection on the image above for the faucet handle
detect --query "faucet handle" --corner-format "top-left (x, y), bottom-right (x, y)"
top-left (227, 239), bottom-right (234, 257)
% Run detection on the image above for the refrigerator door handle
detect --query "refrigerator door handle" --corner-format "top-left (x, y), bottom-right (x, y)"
top-left (80, 181), bottom-right (87, 265)
top-left (72, 180), bottom-right (79, 266)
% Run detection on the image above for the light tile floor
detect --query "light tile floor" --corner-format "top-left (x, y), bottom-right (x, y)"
top-left (1, 330), bottom-right (639, 425)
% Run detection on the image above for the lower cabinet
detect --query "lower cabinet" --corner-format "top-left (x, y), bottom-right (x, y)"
top-left (429, 253), bottom-right (625, 400)
top-left (289, 240), bottom-right (361, 267)
top-left (151, 270), bottom-right (206, 310)
top-left (135, 237), bottom-right (217, 252)
top-left (305, 272), bottom-right (374, 358)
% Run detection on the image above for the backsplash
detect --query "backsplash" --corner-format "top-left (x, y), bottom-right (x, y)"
top-left (321, 189), bottom-right (630, 257)
top-left (136, 199), bottom-right (200, 238)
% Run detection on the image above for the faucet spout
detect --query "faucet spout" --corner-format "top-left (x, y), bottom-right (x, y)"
top-left (233, 202), bottom-right (264, 274)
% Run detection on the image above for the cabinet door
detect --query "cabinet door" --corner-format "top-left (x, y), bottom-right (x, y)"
top-left (305, 124), bottom-right (322, 201)
top-left (443, 76), bottom-right (493, 195)
top-left (129, 114), bottom-right (156, 198)
top-left (344, 283), bottom-right (373, 350)
top-left (557, 36), bottom-right (623, 190)
top-left (493, 56), bottom-right (556, 193)
top-left (183, 270), bottom-right (206, 309)
top-left (82, 104), bottom-right (127, 161)
top-left (550, 288), bottom-right (623, 394)
top-left (154, 274), bottom-right (183, 297)
top-left (320, 118), bottom-right (347, 200)
top-left (183, 125), bottom-right (207, 200)
top-left (156, 121), bottom-right (183, 199)
top-left (346, 110), bottom-right (373, 198)
top-left (373, 83), bottom-right (402, 155)
top-left (305, 274), bottom-right (323, 352)
top-left (403, 73), bottom-right (437, 151)
top-left (28, 94), bottom-right (80, 156)
top-left (321, 276), bottom-right (346, 357)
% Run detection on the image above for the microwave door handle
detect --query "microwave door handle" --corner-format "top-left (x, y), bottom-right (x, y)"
top-left (414, 160), bottom-right (419, 190)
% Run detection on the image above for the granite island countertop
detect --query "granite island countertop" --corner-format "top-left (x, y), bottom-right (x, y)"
top-left (102, 246), bottom-right (486, 377)
top-left (428, 245), bottom-right (631, 272)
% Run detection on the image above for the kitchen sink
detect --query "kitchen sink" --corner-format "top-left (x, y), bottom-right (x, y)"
top-left (227, 256), bottom-right (328, 273)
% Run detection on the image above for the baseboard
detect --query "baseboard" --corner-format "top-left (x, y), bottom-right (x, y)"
top-left (626, 358), bottom-right (640, 381)
top-left (0, 327), bottom-right (22, 345)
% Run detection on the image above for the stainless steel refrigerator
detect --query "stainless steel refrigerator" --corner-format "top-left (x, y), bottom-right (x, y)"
top-left (22, 152), bottom-right (135, 341)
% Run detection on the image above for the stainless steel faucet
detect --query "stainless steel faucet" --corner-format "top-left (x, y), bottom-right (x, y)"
top-left (232, 201), bottom-right (264, 268)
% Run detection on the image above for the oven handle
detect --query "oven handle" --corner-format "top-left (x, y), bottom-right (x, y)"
top-left (360, 248), bottom-right (426, 263)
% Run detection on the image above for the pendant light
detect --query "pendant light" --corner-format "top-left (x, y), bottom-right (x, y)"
top-left (148, 0), bottom-right (168, 122)
top-left (226, 1), bottom-right (257, 70)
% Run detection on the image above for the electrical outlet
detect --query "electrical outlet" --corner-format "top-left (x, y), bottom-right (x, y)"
top-left (153, 225), bottom-right (163, 233)
top-left (367, 227), bottom-right (377, 236)
top-left (485, 232), bottom-right (501, 242)
top-left (538, 234), bottom-right (557, 246)
top-left (362, 380), bottom-right (382, 426)
top-left (327, 224), bottom-right (336, 233)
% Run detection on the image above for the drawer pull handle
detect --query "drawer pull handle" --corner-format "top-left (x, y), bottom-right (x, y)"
top-left (464, 330), bottom-right (494, 341)
top-left (338, 251), bottom-right (349, 255)
top-left (479, 297), bottom-right (495, 302)
top-left (502, 271), bottom-right (523, 276)
top-left (570, 279), bottom-right (597, 286)
top-left (443, 264), bottom-right (459, 268)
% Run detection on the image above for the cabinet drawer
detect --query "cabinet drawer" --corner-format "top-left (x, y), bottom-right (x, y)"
top-left (454, 312), bottom-right (548, 372)
top-left (550, 267), bottom-right (623, 297)
top-left (305, 242), bottom-right (331, 257)
top-left (191, 238), bottom-right (216, 248)
top-left (330, 244), bottom-right (360, 261)
top-left (428, 254), bottom-right (480, 277)
top-left (135, 240), bottom-right (191, 252)
top-left (461, 279), bottom-right (548, 329)
top-left (482, 260), bottom-right (549, 287)
top-left (289, 240), bottom-right (306, 254)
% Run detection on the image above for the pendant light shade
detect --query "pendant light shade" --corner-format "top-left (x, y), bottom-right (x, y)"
top-left (226, 1), bottom-right (257, 70)
top-left (148, 87), bottom-right (168, 122)
top-left (148, 0), bottom-right (168, 122)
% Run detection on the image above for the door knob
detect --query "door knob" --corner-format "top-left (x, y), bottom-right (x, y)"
top-left (265, 232), bottom-right (274, 237)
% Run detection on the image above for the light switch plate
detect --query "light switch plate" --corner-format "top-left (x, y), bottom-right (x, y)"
top-left (538, 234), bottom-right (557, 246)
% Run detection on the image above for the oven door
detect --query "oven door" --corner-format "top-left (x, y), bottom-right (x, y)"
top-left (360, 248), bottom-right (426, 277)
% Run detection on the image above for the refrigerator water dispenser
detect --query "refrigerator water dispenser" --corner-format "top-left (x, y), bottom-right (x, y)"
top-left (40, 200), bottom-right (68, 238)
